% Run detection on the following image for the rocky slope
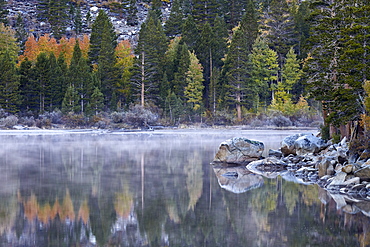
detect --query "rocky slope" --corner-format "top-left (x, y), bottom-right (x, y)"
top-left (5, 0), bottom-right (171, 45)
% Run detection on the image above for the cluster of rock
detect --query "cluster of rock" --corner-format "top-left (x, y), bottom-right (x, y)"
top-left (212, 133), bottom-right (370, 200)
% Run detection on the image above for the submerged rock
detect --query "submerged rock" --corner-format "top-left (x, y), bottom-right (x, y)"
top-left (213, 137), bottom-right (264, 165)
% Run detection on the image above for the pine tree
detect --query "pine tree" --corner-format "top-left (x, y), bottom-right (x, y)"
top-left (181, 15), bottom-right (199, 52)
top-left (223, 0), bottom-right (247, 29)
top-left (152, 0), bottom-right (162, 19)
top-left (14, 15), bottom-right (28, 50)
top-left (68, 40), bottom-right (91, 113)
top-left (293, 1), bottom-right (311, 59)
top-left (48, 52), bottom-right (67, 110)
top-left (164, 37), bottom-right (191, 100)
top-left (192, 0), bottom-right (220, 25)
top-left (133, 10), bottom-right (168, 106)
top-left (34, 52), bottom-right (52, 113)
top-left (0, 0), bottom-right (8, 25)
top-left (126, 0), bottom-right (138, 26)
top-left (282, 47), bottom-right (302, 93)
top-left (48, 0), bottom-right (69, 39)
top-left (87, 86), bottom-right (104, 115)
top-left (52, 54), bottom-right (68, 110)
top-left (89, 10), bottom-right (116, 65)
top-left (98, 18), bottom-right (119, 108)
top-left (209, 67), bottom-right (220, 114)
top-left (62, 84), bottom-right (80, 113)
top-left (0, 51), bottom-right (20, 113)
top-left (262, 0), bottom-right (297, 68)
top-left (164, 91), bottom-right (183, 124)
top-left (304, 0), bottom-right (360, 128)
top-left (224, 26), bottom-right (253, 120)
top-left (222, 1), bottom-right (259, 118)
top-left (19, 58), bottom-right (38, 112)
top-left (70, 4), bottom-right (83, 35)
top-left (165, 0), bottom-right (184, 38)
top-left (185, 51), bottom-right (204, 112)
top-left (249, 36), bottom-right (279, 108)
top-left (89, 9), bottom-right (118, 109)
top-left (271, 47), bottom-right (302, 114)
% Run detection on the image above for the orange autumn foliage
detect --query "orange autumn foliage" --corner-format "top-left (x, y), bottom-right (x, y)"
top-left (19, 34), bottom-right (90, 66)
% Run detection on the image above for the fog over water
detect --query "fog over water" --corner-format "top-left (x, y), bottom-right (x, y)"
top-left (0, 128), bottom-right (368, 247)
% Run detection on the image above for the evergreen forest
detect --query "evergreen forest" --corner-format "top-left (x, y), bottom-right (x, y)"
top-left (0, 0), bottom-right (369, 137)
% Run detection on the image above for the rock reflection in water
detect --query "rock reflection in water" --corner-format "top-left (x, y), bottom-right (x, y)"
top-left (213, 165), bottom-right (264, 193)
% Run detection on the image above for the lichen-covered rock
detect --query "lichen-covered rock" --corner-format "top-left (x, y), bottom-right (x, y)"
top-left (281, 133), bottom-right (328, 156)
top-left (294, 134), bottom-right (328, 155)
top-left (213, 137), bottom-right (264, 165)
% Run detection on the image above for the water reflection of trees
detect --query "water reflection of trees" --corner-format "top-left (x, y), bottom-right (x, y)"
top-left (0, 134), bottom-right (370, 246)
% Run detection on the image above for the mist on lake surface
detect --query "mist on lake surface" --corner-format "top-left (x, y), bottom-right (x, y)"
top-left (0, 129), bottom-right (368, 246)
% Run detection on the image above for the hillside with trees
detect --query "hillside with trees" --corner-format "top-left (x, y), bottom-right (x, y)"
top-left (0, 0), bottom-right (369, 139)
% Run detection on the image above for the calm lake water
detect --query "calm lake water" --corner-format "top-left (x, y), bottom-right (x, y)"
top-left (0, 129), bottom-right (369, 247)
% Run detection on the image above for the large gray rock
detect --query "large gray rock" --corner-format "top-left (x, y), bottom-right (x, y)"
top-left (213, 137), bottom-right (264, 165)
top-left (281, 133), bottom-right (328, 156)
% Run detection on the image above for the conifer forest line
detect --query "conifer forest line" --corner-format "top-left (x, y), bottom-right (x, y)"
top-left (0, 0), bottom-right (369, 135)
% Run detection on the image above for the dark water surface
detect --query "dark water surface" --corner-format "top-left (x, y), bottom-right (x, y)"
top-left (0, 129), bottom-right (369, 247)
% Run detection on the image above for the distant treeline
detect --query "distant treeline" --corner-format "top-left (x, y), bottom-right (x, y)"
top-left (0, 0), bottom-right (369, 131)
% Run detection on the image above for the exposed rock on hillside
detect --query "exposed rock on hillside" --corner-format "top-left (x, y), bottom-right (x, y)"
top-left (5, 0), bottom-right (171, 45)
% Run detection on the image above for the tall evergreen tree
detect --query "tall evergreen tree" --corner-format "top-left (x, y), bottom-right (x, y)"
top-left (19, 58), bottom-right (38, 113)
top-left (305, 0), bottom-right (370, 128)
top-left (68, 40), bottom-right (91, 113)
top-left (164, 0), bottom-right (184, 38)
top-left (51, 0), bottom-right (69, 39)
top-left (293, 1), bottom-right (311, 59)
top-left (0, 51), bottom-right (20, 113)
top-left (50, 54), bottom-right (68, 110)
top-left (282, 47), bottom-right (302, 93)
top-left (249, 36), bottom-right (279, 108)
top-left (222, 1), bottom-right (259, 118)
top-left (34, 52), bottom-right (52, 113)
top-left (262, 0), bottom-right (297, 68)
top-left (0, 0), bottom-right (8, 25)
top-left (182, 15), bottom-right (199, 52)
top-left (126, 0), bottom-right (138, 26)
top-left (222, 0), bottom-right (247, 29)
top-left (89, 10), bottom-right (118, 109)
top-left (89, 10), bottom-right (117, 65)
top-left (152, 0), bottom-right (162, 19)
top-left (192, 0), bottom-right (220, 25)
top-left (164, 37), bottom-right (191, 100)
top-left (195, 22), bottom-right (215, 106)
top-left (133, 10), bottom-right (168, 106)
top-left (14, 15), bottom-right (28, 51)
top-left (48, 52), bottom-right (66, 110)
top-left (224, 26), bottom-right (254, 120)
top-left (62, 84), bottom-right (80, 113)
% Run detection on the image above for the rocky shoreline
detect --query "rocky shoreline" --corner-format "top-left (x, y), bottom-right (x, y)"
top-left (212, 133), bottom-right (370, 205)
